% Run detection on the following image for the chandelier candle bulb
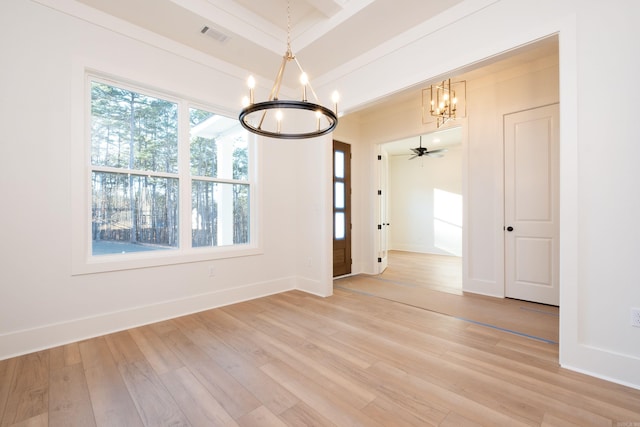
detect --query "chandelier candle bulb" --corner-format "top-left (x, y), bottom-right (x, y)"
top-left (316, 110), bottom-right (321, 131)
top-left (300, 73), bottom-right (308, 102)
top-left (276, 110), bottom-right (283, 133)
top-left (247, 75), bottom-right (255, 104)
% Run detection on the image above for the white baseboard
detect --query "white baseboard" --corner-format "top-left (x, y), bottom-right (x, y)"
top-left (295, 275), bottom-right (333, 297)
top-left (560, 344), bottom-right (640, 391)
top-left (0, 277), bottom-right (296, 361)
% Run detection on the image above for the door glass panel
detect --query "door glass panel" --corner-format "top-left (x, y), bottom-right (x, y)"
top-left (335, 212), bottom-right (345, 239)
top-left (334, 182), bottom-right (345, 209)
top-left (335, 151), bottom-right (344, 178)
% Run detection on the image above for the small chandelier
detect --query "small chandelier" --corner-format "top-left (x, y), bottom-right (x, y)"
top-left (239, 1), bottom-right (339, 139)
top-left (422, 79), bottom-right (466, 128)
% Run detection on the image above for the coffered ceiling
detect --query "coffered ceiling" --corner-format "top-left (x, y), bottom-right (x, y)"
top-left (71, 0), bottom-right (465, 89)
top-left (53, 0), bottom-right (556, 114)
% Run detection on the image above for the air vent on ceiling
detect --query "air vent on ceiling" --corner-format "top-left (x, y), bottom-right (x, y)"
top-left (200, 26), bottom-right (230, 43)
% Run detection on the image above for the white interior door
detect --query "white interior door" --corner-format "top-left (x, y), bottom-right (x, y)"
top-left (504, 104), bottom-right (559, 305)
top-left (377, 149), bottom-right (389, 273)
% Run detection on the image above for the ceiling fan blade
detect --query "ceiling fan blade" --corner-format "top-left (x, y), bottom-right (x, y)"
top-left (425, 148), bottom-right (447, 158)
top-left (408, 154), bottom-right (418, 160)
top-left (410, 148), bottom-right (421, 154)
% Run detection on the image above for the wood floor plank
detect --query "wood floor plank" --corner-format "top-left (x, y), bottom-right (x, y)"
top-left (196, 309), bottom-right (276, 367)
top-left (236, 406), bottom-right (287, 427)
top-left (247, 294), bottom-right (343, 336)
top-left (48, 363), bottom-right (96, 427)
top-left (219, 356), bottom-right (300, 416)
top-left (0, 351), bottom-right (48, 427)
top-left (161, 327), bottom-right (211, 367)
top-left (47, 344), bottom-right (81, 372)
top-left (105, 332), bottom-right (190, 427)
top-left (0, 358), bottom-right (17, 424)
top-left (260, 360), bottom-right (383, 427)
top-left (362, 396), bottom-right (446, 427)
top-left (104, 331), bottom-right (146, 365)
top-left (116, 359), bottom-right (190, 426)
top-left (222, 307), bottom-right (378, 410)
top-left (7, 412), bottom-right (48, 427)
top-left (278, 402), bottom-right (336, 427)
top-left (250, 309), bottom-right (373, 368)
top-left (79, 337), bottom-right (144, 427)
top-left (178, 322), bottom-right (299, 415)
top-left (160, 366), bottom-right (238, 426)
top-left (127, 326), bottom-right (184, 375)
top-left (439, 411), bottom-right (483, 427)
top-left (367, 361), bottom-right (533, 426)
top-left (540, 412), bottom-right (585, 427)
top-left (187, 360), bottom-right (261, 420)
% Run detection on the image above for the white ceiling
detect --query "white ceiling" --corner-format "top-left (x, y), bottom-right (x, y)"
top-left (72, 0), bottom-right (465, 89)
top-left (68, 0), bottom-right (556, 115)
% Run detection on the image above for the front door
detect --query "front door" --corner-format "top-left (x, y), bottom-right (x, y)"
top-left (504, 104), bottom-right (559, 305)
top-left (333, 140), bottom-right (351, 277)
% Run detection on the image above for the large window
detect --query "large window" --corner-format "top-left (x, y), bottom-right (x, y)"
top-left (89, 77), bottom-right (252, 261)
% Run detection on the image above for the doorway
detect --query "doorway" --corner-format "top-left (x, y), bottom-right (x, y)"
top-left (387, 128), bottom-right (463, 256)
top-left (379, 127), bottom-right (464, 285)
top-left (333, 140), bottom-right (351, 277)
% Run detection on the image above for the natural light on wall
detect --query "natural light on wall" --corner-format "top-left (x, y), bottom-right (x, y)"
top-left (433, 188), bottom-right (462, 256)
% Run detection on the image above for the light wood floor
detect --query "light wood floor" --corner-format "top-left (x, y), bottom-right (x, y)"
top-left (2, 290), bottom-right (640, 426)
top-left (336, 250), bottom-right (559, 343)
top-left (379, 251), bottom-right (463, 295)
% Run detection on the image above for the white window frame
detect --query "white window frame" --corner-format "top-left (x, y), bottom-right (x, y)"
top-left (71, 72), bottom-right (261, 275)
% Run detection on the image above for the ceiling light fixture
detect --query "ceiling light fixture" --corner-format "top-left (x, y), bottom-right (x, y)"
top-left (238, 0), bottom-right (339, 139)
top-left (422, 79), bottom-right (466, 128)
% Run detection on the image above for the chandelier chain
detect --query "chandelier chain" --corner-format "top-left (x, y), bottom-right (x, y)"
top-left (286, 0), bottom-right (292, 54)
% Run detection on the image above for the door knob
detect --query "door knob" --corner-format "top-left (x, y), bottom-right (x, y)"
top-left (506, 226), bottom-right (514, 232)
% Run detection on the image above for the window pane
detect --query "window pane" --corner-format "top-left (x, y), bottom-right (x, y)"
top-left (334, 182), bottom-right (345, 209)
top-left (92, 171), bottom-right (179, 255)
top-left (335, 212), bottom-right (345, 240)
top-left (91, 82), bottom-right (178, 173)
top-left (334, 150), bottom-right (344, 178)
top-left (192, 181), bottom-right (250, 247)
top-left (190, 108), bottom-right (249, 180)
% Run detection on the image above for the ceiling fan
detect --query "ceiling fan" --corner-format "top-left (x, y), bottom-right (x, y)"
top-left (409, 135), bottom-right (447, 160)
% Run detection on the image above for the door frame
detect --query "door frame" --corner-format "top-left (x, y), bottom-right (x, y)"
top-left (376, 147), bottom-right (389, 273)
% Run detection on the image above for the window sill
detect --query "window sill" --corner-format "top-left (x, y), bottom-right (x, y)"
top-left (71, 244), bottom-right (263, 275)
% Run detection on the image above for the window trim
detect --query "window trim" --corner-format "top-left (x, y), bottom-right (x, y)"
top-left (71, 72), bottom-right (261, 275)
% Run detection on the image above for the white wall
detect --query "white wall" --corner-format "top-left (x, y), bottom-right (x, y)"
top-left (387, 146), bottom-right (463, 256)
top-left (0, 0), bottom-right (331, 359)
top-left (335, 0), bottom-right (640, 390)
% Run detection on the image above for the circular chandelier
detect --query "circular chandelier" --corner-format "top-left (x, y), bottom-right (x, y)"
top-left (238, 1), bottom-right (339, 140)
